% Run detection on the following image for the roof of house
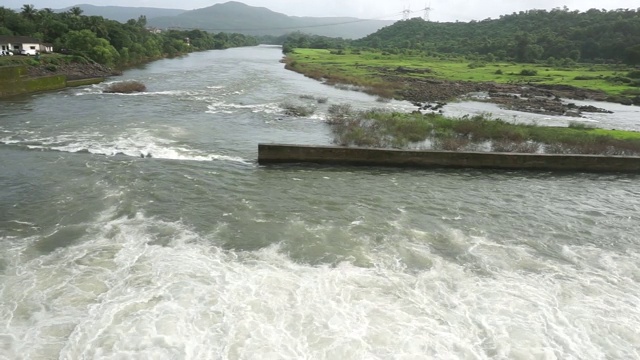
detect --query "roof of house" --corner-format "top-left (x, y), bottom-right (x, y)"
top-left (0, 36), bottom-right (42, 44)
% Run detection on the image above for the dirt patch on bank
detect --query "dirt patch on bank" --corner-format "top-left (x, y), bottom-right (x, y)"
top-left (26, 62), bottom-right (121, 80)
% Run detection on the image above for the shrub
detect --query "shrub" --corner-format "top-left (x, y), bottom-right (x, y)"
top-left (327, 104), bottom-right (353, 124)
top-left (280, 102), bottom-right (315, 117)
top-left (491, 140), bottom-right (539, 153)
top-left (468, 61), bottom-right (487, 69)
top-left (574, 75), bottom-right (600, 80)
top-left (316, 97), bottom-right (328, 104)
top-left (568, 121), bottom-right (595, 130)
top-left (519, 69), bottom-right (538, 76)
top-left (605, 76), bottom-right (632, 84)
top-left (432, 136), bottom-right (470, 151)
top-left (45, 65), bottom-right (58, 72)
top-left (71, 55), bottom-right (89, 64)
top-left (103, 81), bottom-right (146, 94)
top-left (626, 70), bottom-right (640, 79)
top-left (495, 69), bottom-right (503, 75)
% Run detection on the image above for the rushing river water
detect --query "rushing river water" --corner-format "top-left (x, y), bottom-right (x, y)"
top-left (1, 46), bottom-right (639, 359)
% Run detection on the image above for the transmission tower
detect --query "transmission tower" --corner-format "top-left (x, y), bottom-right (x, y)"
top-left (402, 6), bottom-right (411, 21)
top-left (423, 2), bottom-right (433, 21)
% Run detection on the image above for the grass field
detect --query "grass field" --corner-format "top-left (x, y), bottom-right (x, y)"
top-left (286, 49), bottom-right (638, 97)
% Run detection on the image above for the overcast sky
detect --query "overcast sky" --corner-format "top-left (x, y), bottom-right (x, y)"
top-left (3, 0), bottom-right (638, 21)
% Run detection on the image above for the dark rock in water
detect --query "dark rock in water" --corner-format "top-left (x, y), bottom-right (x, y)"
top-left (103, 81), bottom-right (146, 94)
top-left (578, 105), bottom-right (613, 114)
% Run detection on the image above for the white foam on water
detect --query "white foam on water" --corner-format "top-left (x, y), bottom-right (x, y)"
top-left (1, 130), bottom-right (250, 164)
top-left (0, 212), bottom-right (638, 359)
top-left (74, 83), bottom-right (220, 101)
top-left (206, 101), bottom-right (280, 115)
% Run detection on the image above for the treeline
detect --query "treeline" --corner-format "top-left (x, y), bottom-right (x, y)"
top-left (0, 5), bottom-right (258, 67)
top-left (279, 32), bottom-right (351, 54)
top-left (355, 8), bottom-right (640, 65)
top-left (282, 8), bottom-right (640, 65)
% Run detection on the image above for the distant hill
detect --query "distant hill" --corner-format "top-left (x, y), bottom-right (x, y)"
top-left (148, 1), bottom-right (395, 39)
top-left (58, 4), bottom-right (186, 23)
top-left (354, 8), bottom-right (640, 64)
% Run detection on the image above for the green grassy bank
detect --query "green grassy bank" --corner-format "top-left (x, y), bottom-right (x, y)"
top-left (285, 49), bottom-right (640, 101)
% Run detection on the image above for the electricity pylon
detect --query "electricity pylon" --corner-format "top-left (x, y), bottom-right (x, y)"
top-left (423, 2), bottom-right (433, 21)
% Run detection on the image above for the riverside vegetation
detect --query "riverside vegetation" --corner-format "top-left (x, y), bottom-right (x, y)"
top-left (324, 105), bottom-right (640, 156)
top-left (0, 5), bottom-right (258, 75)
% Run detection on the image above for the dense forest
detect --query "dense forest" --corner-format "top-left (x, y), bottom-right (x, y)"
top-left (285, 8), bottom-right (640, 65)
top-left (0, 5), bottom-right (258, 67)
top-left (355, 8), bottom-right (640, 65)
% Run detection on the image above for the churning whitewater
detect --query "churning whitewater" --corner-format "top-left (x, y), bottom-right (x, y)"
top-left (1, 46), bottom-right (639, 359)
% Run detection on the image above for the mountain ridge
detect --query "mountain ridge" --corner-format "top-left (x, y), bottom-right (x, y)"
top-left (57, 4), bottom-right (186, 23)
top-left (59, 1), bottom-right (396, 39)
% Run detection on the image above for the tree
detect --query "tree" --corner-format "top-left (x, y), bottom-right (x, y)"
top-left (68, 6), bottom-right (83, 17)
top-left (20, 4), bottom-right (36, 21)
top-left (626, 45), bottom-right (640, 65)
top-left (136, 15), bottom-right (147, 28)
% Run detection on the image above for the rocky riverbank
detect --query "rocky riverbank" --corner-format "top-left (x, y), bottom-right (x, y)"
top-left (26, 62), bottom-right (121, 80)
top-left (394, 76), bottom-right (639, 117)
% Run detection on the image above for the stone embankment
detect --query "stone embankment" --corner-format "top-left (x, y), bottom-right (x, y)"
top-left (26, 62), bottom-right (120, 80)
top-left (0, 64), bottom-right (108, 98)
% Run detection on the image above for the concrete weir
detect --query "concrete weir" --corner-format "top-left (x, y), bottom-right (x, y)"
top-left (0, 65), bottom-right (104, 98)
top-left (258, 144), bottom-right (640, 173)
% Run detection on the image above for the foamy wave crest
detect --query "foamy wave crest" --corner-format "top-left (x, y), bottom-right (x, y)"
top-left (1, 213), bottom-right (638, 359)
top-left (1, 130), bottom-right (249, 164)
top-left (75, 82), bottom-right (218, 99)
top-left (206, 101), bottom-right (280, 115)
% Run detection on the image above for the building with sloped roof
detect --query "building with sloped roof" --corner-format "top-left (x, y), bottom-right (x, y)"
top-left (0, 36), bottom-right (49, 55)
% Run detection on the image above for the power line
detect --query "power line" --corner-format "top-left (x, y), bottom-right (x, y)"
top-left (164, 11), bottom-right (405, 33)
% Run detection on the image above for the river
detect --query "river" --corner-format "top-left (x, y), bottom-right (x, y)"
top-left (1, 46), bottom-right (639, 359)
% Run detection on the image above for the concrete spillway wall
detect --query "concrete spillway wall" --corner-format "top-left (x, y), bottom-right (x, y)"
top-left (258, 144), bottom-right (640, 173)
top-left (0, 65), bottom-right (103, 97)
top-left (0, 65), bottom-right (66, 97)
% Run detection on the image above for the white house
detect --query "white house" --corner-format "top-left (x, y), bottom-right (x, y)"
top-left (0, 36), bottom-right (45, 55)
top-left (41, 43), bottom-right (54, 53)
